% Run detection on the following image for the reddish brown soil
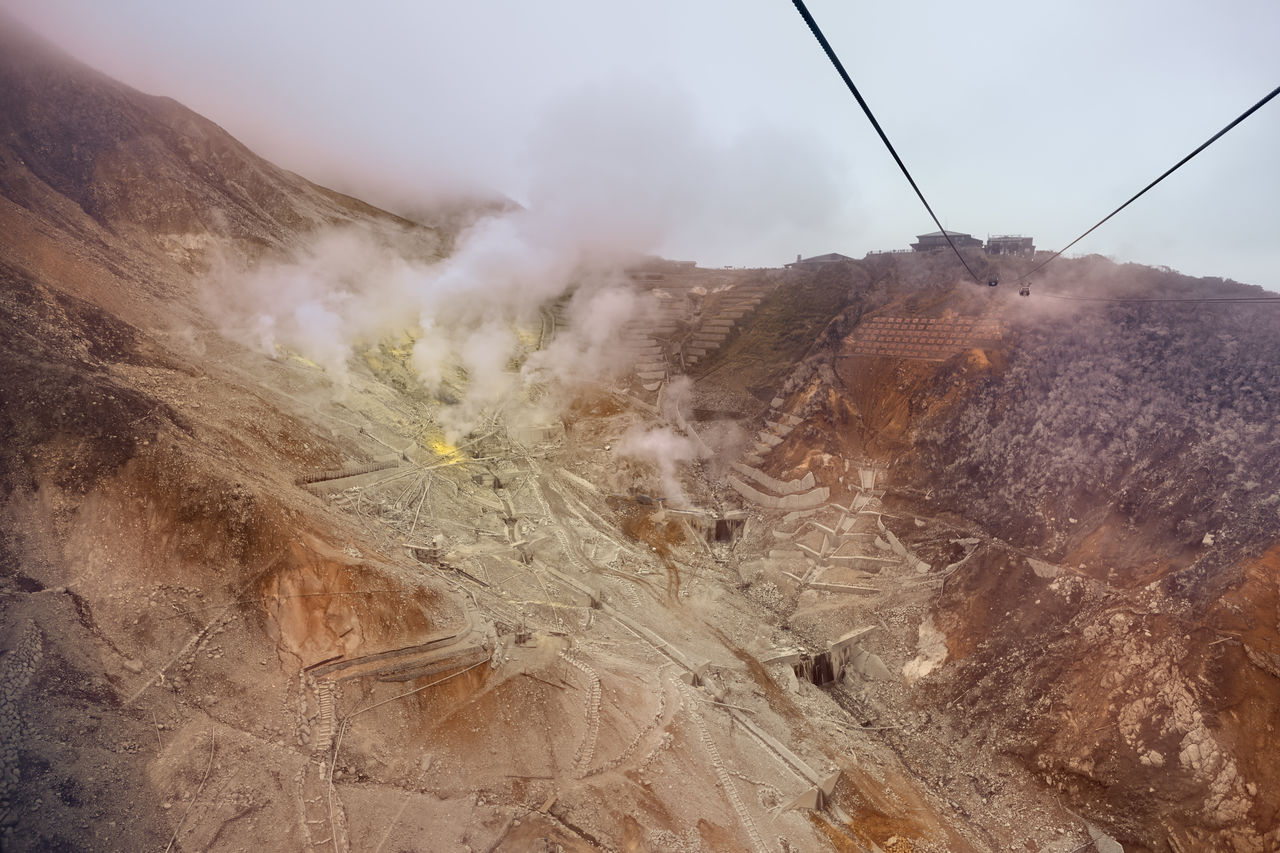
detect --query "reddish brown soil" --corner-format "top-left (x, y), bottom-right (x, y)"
top-left (1208, 545), bottom-right (1280, 835)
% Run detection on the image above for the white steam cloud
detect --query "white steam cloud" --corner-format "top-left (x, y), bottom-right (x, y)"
top-left (521, 79), bottom-right (853, 263)
top-left (204, 80), bottom-right (852, 438)
top-left (614, 425), bottom-right (700, 506)
top-left (612, 376), bottom-right (749, 506)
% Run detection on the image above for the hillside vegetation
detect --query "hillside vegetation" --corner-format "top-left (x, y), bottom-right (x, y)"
top-left (908, 257), bottom-right (1280, 595)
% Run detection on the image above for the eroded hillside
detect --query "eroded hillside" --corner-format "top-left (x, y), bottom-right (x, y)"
top-left (695, 252), bottom-right (1280, 851)
top-left (3, 13), bottom-right (1279, 853)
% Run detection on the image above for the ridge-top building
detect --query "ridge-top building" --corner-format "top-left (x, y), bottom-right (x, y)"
top-left (910, 230), bottom-right (983, 252)
top-left (984, 235), bottom-right (1035, 256)
top-left (786, 252), bottom-right (857, 270)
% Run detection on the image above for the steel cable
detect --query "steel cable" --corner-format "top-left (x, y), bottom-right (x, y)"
top-left (1019, 84), bottom-right (1280, 285)
top-left (790, 0), bottom-right (983, 284)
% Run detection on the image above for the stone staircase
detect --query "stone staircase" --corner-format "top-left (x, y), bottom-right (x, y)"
top-left (622, 329), bottom-right (668, 393)
top-left (728, 394), bottom-right (828, 510)
top-left (740, 457), bottom-right (931, 606)
top-left (680, 282), bottom-right (771, 369)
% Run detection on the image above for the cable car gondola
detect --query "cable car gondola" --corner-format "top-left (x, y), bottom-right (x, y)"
top-left (1019, 283), bottom-right (1030, 297)
top-left (987, 275), bottom-right (999, 287)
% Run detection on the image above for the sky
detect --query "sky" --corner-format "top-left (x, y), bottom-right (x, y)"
top-left (4, 0), bottom-right (1278, 290)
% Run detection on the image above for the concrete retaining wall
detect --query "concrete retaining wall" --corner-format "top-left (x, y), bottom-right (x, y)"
top-left (730, 462), bottom-right (815, 496)
top-left (729, 476), bottom-right (829, 510)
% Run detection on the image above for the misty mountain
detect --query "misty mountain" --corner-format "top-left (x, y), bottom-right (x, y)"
top-left (701, 252), bottom-right (1280, 588)
top-left (2, 11), bottom-right (1278, 853)
top-left (0, 14), bottom-right (426, 277)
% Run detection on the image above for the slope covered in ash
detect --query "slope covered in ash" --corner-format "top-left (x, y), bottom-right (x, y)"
top-left (0, 16), bottom-right (470, 851)
top-left (0, 15), bottom-right (408, 243)
top-left (3, 18), bottom-right (963, 853)
top-left (4, 9), bottom-right (1279, 853)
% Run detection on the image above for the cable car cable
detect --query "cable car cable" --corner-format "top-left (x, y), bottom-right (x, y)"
top-left (1041, 293), bottom-right (1280, 304)
top-left (790, 0), bottom-right (982, 284)
top-left (788, 2), bottom-right (1277, 302)
top-left (1020, 83), bottom-right (1280, 285)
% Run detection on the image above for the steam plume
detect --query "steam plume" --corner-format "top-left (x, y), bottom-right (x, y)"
top-left (203, 79), bottom-right (853, 438)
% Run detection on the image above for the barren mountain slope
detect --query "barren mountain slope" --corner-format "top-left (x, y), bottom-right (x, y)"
top-left (4, 13), bottom-right (1279, 853)
top-left (0, 20), bottom-right (1089, 853)
top-left (697, 252), bottom-right (1280, 850)
top-left (0, 18), bottom-right (468, 851)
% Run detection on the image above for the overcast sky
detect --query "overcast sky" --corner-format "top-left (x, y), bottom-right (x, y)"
top-left (5, 0), bottom-right (1278, 289)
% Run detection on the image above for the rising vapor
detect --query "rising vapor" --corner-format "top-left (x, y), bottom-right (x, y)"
top-left (204, 78), bottom-right (854, 436)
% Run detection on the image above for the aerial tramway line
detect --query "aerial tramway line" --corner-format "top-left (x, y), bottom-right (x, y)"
top-left (789, 0), bottom-right (1280, 305)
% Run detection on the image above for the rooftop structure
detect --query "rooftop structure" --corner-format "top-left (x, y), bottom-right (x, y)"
top-left (985, 235), bottom-right (1036, 256)
top-left (786, 252), bottom-right (857, 269)
top-left (910, 230), bottom-right (983, 252)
